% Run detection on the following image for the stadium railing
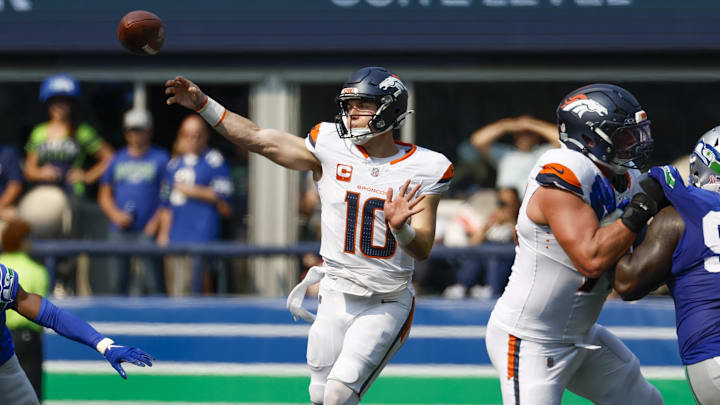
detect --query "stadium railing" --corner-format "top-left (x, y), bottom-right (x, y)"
top-left (29, 240), bottom-right (516, 293)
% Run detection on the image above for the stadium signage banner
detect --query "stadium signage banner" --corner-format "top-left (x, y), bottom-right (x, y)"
top-left (0, 0), bottom-right (718, 53)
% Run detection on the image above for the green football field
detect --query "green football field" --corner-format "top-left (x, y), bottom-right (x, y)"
top-left (43, 374), bottom-right (695, 404)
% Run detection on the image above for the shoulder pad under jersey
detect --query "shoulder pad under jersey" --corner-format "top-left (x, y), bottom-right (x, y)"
top-left (535, 148), bottom-right (601, 204)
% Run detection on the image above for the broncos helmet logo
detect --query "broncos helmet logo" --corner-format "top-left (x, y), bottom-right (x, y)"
top-left (561, 94), bottom-right (608, 119)
top-left (378, 75), bottom-right (406, 96)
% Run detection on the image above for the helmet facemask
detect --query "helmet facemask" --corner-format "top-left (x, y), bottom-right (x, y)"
top-left (336, 97), bottom-right (384, 145)
top-left (336, 95), bottom-right (411, 145)
top-left (609, 122), bottom-right (653, 171)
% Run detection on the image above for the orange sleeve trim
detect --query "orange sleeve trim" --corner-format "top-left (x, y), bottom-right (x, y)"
top-left (310, 123), bottom-right (321, 143)
top-left (538, 163), bottom-right (581, 189)
top-left (213, 109), bottom-right (227, 128)
top-left (193, 95), bottom-right (209, 112)
top-left (441, 164), bottom-right (455, 180)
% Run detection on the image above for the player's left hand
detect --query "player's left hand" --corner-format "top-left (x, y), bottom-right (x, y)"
top-left (104, 344), bottom-right (154, 379)
top-left (384, 180), bottom-right (426, 229)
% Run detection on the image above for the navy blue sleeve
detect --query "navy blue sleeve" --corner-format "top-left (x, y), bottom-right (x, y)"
top-left (34, 298), bottom-right (105, 350)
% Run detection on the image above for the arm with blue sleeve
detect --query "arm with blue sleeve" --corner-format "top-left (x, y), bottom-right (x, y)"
top-left (0, 265), bottom-right (153, 379)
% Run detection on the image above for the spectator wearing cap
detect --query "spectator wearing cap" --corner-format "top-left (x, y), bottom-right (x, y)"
top-left (24, 74), bottom-right (114, 197)
top-left (0, 220), bottom-right (48, 398)
top-left (97, 108), bottom-right (169, 295)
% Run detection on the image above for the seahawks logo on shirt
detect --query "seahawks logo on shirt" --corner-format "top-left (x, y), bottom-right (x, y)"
top-left (0, 265), bottom-right (17, 309)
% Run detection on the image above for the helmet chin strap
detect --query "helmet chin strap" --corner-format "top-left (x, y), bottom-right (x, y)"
top-left (592, 155), bottom-right (628, 175)
top-left (564, 138), bottom-right (628, 175)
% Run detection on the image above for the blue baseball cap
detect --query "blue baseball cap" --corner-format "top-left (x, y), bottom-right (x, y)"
top-left (39, 74), bottom-right (80, 103)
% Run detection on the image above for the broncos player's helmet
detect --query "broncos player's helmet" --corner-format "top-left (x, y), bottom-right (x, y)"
top-left (335, 67), bottom-right (412, 145)
top-left (557, 83), bottom-right (652, 174)
top-left (690, 126), bottom-right (720, 193)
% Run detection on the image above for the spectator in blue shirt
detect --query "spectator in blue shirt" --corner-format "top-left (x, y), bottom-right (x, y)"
top-left (0, 146), bottom-right (23, 219)
top-left (158, 114), bottom-right (232, 295)
top-left (98, 109), bottom-right (169, 295)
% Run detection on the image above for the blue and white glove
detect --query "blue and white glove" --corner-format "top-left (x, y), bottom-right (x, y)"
top-left (98, 339), bottom-right (154, 379)
top-left (286, 266), bottom-right (325, 323)
top-left (590, 174), bottom-right (616, 220)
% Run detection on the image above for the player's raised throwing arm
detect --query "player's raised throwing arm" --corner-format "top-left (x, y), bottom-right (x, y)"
top-left (165, 76), bottom-right (321, 175)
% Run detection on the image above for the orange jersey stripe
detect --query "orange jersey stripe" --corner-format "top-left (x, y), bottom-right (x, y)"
top-left (507, 335), bottom-right (517, 380)
top-left (538, 163), bottom-right (581, 189)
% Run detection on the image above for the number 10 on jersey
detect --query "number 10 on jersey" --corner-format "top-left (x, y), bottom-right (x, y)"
top-left (344, 191), bottom-right (397, 259)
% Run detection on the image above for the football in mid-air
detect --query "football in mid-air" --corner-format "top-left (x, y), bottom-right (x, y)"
top-left (118, 10), bottom-right (165, 55)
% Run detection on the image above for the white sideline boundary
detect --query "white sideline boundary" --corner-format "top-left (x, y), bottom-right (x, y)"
top-left (43, 402), bottom-right (496, 405)
top-left (44, 361), bottom-right (686, 379)
top-left (47, 322), bottom-right (677, 340)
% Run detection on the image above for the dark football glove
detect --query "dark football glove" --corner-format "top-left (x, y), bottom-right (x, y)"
top-left (620, 193), bottom-right (658, 233)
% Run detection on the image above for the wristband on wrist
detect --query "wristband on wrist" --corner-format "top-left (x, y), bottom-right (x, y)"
top-left (194, 95), bottom-right (227, 128)
top-left (96, 337), bottom-right (115, 355)
top-left (390, 222), bottom-right (416, 246)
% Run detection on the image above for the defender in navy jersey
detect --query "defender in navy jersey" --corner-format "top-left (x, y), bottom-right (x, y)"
top-left (615, 128), bottom-right (720, 404)
top-left (0, 263), bottom-right (152, 404)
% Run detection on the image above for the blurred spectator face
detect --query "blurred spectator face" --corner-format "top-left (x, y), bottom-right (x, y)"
top-left (177, 115), bottom-right (209, 155)
top-left (512, 131), bottom-right (542, 152)
top-left (125, 128), bottom-right (151, 149)
top-left (497, 188), bottom-right (520, 214)
top-left (123, 108), bottom-right (153, 149)
top-left (47, 96), bottom-right (74, 121)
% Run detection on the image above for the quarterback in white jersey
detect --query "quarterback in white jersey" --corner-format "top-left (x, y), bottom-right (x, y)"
top-left (486, 84), bottom-right (663, 404)
top-left (165, 67), bottom-right (452, 405)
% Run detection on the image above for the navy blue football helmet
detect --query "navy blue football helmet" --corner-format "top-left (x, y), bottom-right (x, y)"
top-left (557, 84), bottom-right (652, 174)
top-left (335, 67), bottom-right (412, 145)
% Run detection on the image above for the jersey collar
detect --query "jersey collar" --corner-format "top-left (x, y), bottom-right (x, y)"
top-left (356, 141), bottom-right (417, 165)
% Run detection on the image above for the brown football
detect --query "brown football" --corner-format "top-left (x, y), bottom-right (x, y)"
top-left (118, 10), bottom-right (165, 55)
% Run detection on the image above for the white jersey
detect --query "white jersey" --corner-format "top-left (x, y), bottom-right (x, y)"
top-left (491, 148), bottom-right (642, 343)
top-left (305, 122), bottom-right (453, 296)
